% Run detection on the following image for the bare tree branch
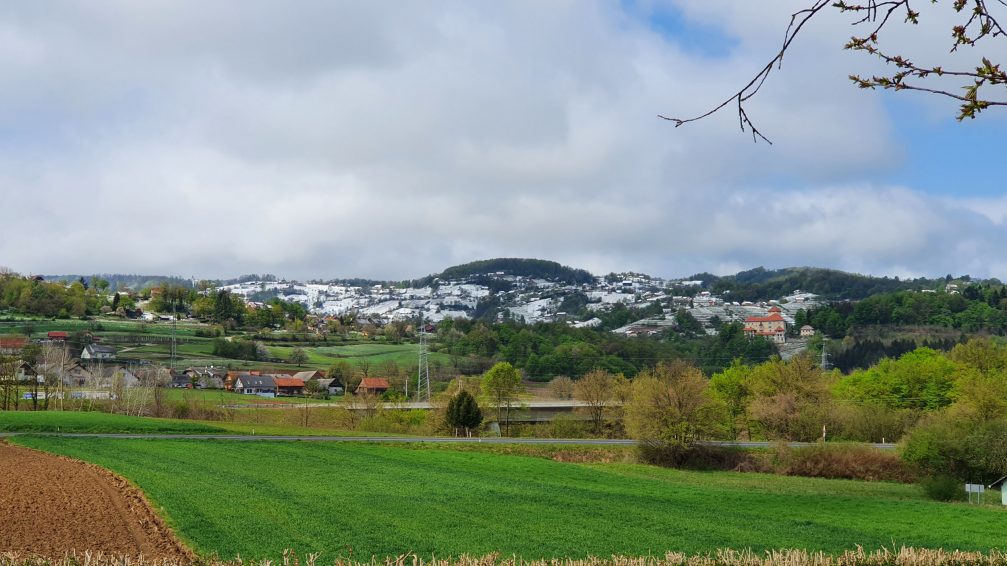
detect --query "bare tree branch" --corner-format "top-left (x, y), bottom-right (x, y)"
top-left (663, 0), bottom-right (1007, 142)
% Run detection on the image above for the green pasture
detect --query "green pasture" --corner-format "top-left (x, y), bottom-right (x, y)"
top-left (0, 410), bottom-right (387, 436)
top-left (13, 437), bottom-right (1007, 561)
top-left (269, 342), bottom-right (453, 369)
top-left (161, 389), bottom-right (311, 405)
top-left (0, 411), bottom-right (226, 434)
top-left (0, 317), bottom-right (207, 337)
top-left (113, 339), bottom-right (448, 373)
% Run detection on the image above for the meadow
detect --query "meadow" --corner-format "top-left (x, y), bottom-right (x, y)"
top-left (0, 410), bottom-right (403, 437)
top-left (13, 437), bottom-right (1007, 562)
top-left (114, 337), bottom-right (451, 372)
top-left (0, 317), bottom-right (207, 337)
top-left (0, 411), bottom-right (227, 434)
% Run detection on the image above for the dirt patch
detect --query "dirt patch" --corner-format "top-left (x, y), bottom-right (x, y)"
top-left (0, 441), bottom-right (193, 560)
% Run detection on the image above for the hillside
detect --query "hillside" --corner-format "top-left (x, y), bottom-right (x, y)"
top-left (697, 266), bottom-right (941, 301)
top-left (413, 258), bottom-right (595, 287)
top-left (43, 274), bottom-right (194, 290)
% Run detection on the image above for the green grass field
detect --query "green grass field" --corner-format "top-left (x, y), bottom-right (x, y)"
top-left (113, 339), bottom-right (451, 373)
top-left (0, 410), bottom-right (393, 436)
top-left (0, 411), bottom-right (227, 434)
top-left (0, 317), bottom-right (208, 337)
top-left (269, 342), bottom-right (453, 369)
top-left (161, 389), bottom-right (317, 405)
top-left (12, 437), bottom-right (1007, 561)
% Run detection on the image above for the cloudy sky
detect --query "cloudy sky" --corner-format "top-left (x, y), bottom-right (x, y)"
top-left (2, 1), bottom-right (1005, 281)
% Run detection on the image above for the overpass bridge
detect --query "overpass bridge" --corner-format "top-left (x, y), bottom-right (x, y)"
top-left (222, 399), bottom-right (609, 423)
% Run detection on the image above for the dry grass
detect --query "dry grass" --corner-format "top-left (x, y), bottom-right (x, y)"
top-left (775, 444), bottom-right (919, 483)
top-left (5, 548), bottom-right (1007, 566)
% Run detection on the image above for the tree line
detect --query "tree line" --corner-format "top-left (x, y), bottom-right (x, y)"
top-left (0, 272), bottom-right (309, 332)
top-left (431, 318), bottom-right (778, 380)
top-left (798, 286), bottom-right (1007, 337)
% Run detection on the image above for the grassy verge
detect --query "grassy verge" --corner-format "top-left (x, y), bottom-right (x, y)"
top-left (13, 437), bottom-right (1007, 561)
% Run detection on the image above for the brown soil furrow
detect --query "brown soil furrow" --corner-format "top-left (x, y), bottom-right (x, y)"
top-left (0, 442), bottom-right (192, 560)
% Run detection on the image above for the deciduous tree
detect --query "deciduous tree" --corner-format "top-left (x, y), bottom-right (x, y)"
top-left (289, 347), bottom-right (309, 367)
top-left (549, 376), bottom-right (574, 400)
top-left (573, 370), bottom-right (617, 434)
top-left (625, 361), bottom-right (725, 448)
top-left (481, 362), bottom-right (524, 436)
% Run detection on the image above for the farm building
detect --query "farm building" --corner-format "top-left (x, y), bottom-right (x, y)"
top-left (356, 377), bottom-right (390, 396)
top-left (81, 344), bottom-right (116, 361)
top-left (100, 366), bottom-right (140, 389)
top-left (15, 361), bottom-right (39, 384)
top-left (274, 377), bottom-right (306, 396)
top-left (169, 370), bottom-right (191, 388)
top-left (0, 336), bottom-right (27, 355)
top-left (183, 366), bottom-right (227, 389)
top-left (315, 378), bottom-right (345, 396)
top-left (292, 370), bottom-right (325, 382)
top-left (58, 358), bottom-right (94, 384)
top-left (234, 374), bottom-right (277, 397)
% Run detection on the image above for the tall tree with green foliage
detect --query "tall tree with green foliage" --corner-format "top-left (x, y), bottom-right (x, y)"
top-left (626, 361), bottom-right (724, 446)
top-left (481, 362), bottom-right (524, 436)
top-left (445, 390), bottom-right (483, 437)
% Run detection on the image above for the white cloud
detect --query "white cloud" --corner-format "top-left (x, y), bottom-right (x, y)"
top-left (0, 1), bottom-right (1002, 280)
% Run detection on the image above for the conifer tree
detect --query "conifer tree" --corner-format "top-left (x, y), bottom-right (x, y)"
top-left (446, 390), bottom-right (483, 437)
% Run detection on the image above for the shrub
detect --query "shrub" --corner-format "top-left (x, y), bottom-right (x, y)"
top-left (779, 444), bottom-right (918, 482)
top-left (902, 414), bottom-right (1007, 483)
top-left (636, 441), bottom-right (751, 471)
top-left (920, 475), bottom-right (964, 501)
top-left (547, 414), bottom-right (591, 438)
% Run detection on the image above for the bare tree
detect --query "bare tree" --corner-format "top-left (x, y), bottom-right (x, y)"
top-left (40, 341), bottom-right (70, 411)
top-left (574, 370), bottom-right (616, 434)
top-left (550, 376), bottom-right (575, 400)
top-left (357, 359), bottom-right (372, 378)
top-left (663, 1), bottom-right (1007, 142)
top-left (0, 355), bottom-right (20, 410)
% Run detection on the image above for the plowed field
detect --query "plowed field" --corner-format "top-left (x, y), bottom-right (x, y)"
top-left (0, 442), bottom-right (191, 559)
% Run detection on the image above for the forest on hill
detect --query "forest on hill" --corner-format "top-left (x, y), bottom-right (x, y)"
top-left (698, 266), bottom-right (955, 301)
top-left (412, 258), bottom-right (595, 287)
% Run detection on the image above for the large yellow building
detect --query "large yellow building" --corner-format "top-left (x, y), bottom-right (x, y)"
top-left (744, 306), bottom-right (786, 344)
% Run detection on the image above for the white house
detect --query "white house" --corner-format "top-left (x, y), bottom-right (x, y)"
top-left (81, 344), bottom-right (116, 361)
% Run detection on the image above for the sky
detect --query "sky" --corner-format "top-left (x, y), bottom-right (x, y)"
top-left (1, 1), bottom-right (1005, 281)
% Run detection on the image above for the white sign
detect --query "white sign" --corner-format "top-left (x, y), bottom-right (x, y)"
top-left (966, 483), bottom-right (985, 493)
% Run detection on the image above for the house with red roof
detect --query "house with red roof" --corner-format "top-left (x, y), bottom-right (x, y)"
top-left (743, 306), bottom-right (787, 344)
top-left (356, 377), bottom-right (390, 396)
top-left (0, 336), bottom-right (27, 355)
top-left (274, 376), bottom-right (306, 396)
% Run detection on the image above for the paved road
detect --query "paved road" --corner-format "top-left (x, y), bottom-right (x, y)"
top-left (0, 431), bottom-right (896, 449)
